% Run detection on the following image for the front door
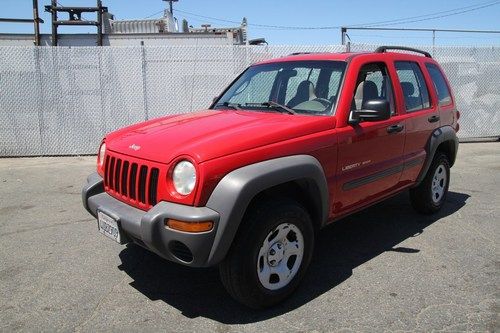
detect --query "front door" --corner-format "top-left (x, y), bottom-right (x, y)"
top-left (334, 61), bottom-right (406, 214)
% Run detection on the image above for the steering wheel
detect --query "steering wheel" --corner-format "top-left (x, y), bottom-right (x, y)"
top-left (312, 98), bottom-right (331, 107)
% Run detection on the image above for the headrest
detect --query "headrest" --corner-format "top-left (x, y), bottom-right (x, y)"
top-left (401, 82), bottom-right (415, 96)
top-left (363, 80), bottom-right (379, 99)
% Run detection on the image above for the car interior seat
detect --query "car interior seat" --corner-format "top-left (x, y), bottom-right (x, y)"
top-left (288, 80), bottom-right (316, 107)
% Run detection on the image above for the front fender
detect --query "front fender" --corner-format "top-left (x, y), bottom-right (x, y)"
top-left (204, 155), bottom-right (329, 266)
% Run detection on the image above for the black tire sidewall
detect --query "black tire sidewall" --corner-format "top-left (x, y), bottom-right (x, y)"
top-left (223, 199), bottom-right (314, 307)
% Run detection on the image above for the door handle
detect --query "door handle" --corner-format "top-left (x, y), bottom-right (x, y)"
top-left (387, 124), bottom-right (404, 134)
top-left (428, 115), bottom-right (440, 123)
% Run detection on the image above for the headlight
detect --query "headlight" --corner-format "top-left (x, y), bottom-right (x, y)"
top-left (98, 142), bottom-right (106, 167)
top-left (172, 160), bottom-right (196, 195)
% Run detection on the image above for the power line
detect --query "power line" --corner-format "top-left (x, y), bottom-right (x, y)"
top-left (144, 10), bottom-right (164, 19)
top-left (348, 0), bottom-right (500, 27)
top-left (360, 1), bottom-right (500, 28)
top-left (168, 1), bottom-right (499, 30)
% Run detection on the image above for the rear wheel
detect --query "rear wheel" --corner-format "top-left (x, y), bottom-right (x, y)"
top-left (219, 198), bottom-right (314, 309)
top-left (410, 153), bottom-right (450, 214)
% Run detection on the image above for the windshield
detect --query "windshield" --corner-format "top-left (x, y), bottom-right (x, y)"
top-left (213, 61), bottom-right (347, 115)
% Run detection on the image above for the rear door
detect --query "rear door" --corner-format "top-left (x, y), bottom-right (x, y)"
top-left (393, 60), bottom-right (440, 184)
top-left (335, 61), bottom-right (406, 214)
top-left (425, 62), bottom-right (457, 129)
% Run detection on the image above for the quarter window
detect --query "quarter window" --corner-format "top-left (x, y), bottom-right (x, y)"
top-left (395, 62), bottom-right (430, 112)
top-left (426, 63), bottom-right (452, 106)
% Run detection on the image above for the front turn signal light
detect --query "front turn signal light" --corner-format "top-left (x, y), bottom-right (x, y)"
top-left (165, 219), bottom-right (213, 233)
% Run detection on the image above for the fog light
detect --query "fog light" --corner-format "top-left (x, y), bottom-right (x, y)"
top-left (165, 219), bottom-right (213, 233)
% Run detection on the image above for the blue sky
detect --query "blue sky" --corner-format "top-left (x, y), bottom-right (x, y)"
top-left (1, 0), bottom-right (499, 45)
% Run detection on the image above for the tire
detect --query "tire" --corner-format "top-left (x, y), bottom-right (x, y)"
top-left (410, 153), bottom-right (450, 214)
top-left (219, 198), bottom-right (314, 309)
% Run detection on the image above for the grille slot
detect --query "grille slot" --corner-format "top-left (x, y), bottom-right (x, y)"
top-left (104, 156), bottom-right (110, 186)
top-left (109, 157), bottom-right (115, 189)
top-left (121, 161), bottom-right (129, 196)
top-left (148, 168), bottom-right (159, 206)
top-left (129, 163), bottom-right (138, 200)
top-left (103, 154), bottom-right (160, 208)
top-left (114, 159), bottom-right (122, 193)
top-left (138, 165), bottom-right (148, 204)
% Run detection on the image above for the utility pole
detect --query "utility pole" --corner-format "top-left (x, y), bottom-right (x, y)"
top-left (432, 30), bottom-right (436, 55)
top-left (32, 0), bottom-right (41, 45)
top-left (50, 0), bottom-right (57, 46)
top-left (163, 0), bottom-right (179, 15)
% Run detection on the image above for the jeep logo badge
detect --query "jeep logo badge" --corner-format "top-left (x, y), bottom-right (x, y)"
top-left (128, 144), bottom-right (141, 151)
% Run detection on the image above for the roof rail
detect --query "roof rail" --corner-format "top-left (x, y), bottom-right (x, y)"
top-left (288, 52), bottom-right (323, 56)
top-left (375, 46), bottom-right (432, 58)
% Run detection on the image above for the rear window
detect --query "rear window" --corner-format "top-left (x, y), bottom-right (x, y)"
top-left (395, 61), bottom-right (430, 112)
top-left (426, 63), bottom-right (452, 106)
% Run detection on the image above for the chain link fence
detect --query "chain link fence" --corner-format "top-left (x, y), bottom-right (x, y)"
top-left (0, 44), bottom-right (498, 156)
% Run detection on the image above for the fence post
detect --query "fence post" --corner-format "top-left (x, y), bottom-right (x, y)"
top-left (140, 41), bottom-right (149, 120)
top-left (98, 46), bottom-right (106, 135)
top-left (34, 46), bottom-right (44, 155)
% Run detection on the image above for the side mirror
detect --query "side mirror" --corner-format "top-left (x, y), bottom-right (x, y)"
top-left (349, 99), bottom-right (391, 124)
top-left (212, 96), bottom-right (219, 103)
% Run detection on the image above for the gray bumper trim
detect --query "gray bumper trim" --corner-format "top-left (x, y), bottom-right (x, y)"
top-left (82, 173), bottom-right (220, 267)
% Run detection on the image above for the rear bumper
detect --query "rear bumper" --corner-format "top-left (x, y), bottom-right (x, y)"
top-left (82, 173), bottom-right (220, 267)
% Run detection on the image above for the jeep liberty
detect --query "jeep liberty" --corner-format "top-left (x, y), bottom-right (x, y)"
top-left (82, 46), bottom-right (459, 308)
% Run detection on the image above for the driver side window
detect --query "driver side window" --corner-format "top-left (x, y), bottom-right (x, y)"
top-left (351, 62), bottom-right (395, 115)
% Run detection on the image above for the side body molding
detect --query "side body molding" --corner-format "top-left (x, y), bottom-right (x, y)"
top-left (205, 155), bottom-right (329, 266)
top-left (416, 125), bottom-right (459, 185)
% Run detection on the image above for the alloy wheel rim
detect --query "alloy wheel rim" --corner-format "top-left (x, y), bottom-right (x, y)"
top-left (431, 164), bottom-right (447, 204)
top-left (257, 223), bottom-right (304, 290)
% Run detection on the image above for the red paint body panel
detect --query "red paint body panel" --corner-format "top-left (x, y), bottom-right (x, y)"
top-left (98, 51), bottom-right (458, 221)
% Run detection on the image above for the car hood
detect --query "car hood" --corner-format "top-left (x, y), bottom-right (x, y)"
top-left (106, 109), bottom-right (335, 164)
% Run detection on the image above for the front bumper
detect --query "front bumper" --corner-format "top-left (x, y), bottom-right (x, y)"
top-left (82, 173), bottom-right (220, 267)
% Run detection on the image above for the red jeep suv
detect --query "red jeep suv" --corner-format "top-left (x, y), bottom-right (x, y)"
top-left (82, 46), bottom-right (459, 308)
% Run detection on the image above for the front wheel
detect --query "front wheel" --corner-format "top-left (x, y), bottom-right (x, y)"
top-left (219, 199), bottom-right (314, 309)
top-left (410, 153), bottom-right (450, 214)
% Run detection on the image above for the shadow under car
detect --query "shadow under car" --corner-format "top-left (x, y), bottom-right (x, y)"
top-left (117, 190), bottom-right (469, 323)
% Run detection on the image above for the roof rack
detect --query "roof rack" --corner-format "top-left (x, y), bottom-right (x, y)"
top-left (288, 52), bottom-right (322, 56)
top-left (375, 46), bottom-right (432, 58)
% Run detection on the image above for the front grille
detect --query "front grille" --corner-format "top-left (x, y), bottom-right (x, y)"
top-left (104, 154), bottom-right (160, 207)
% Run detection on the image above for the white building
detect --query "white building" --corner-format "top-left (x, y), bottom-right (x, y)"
top-left (0, 9), bottom-right (248, 46)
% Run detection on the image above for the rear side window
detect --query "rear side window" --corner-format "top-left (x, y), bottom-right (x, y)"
top-left (426, 63), bottom-right (452, 106)
top-left (395, 61), bottom-right (430, 112)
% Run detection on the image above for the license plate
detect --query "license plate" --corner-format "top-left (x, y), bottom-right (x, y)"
top-left (97, 211), bottom-right (122, 244)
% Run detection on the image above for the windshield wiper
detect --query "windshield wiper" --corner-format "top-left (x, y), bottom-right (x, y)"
top-left (245, 101), bottom-right (296, 115)
top-left (214, 101), bottom-right (242, 110)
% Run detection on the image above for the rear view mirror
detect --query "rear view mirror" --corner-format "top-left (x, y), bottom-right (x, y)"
top-left (349, 99), bottom-right (390, 124)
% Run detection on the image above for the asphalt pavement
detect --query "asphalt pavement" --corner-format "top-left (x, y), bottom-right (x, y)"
top-left (0, 142), bottom-right (498, 332)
